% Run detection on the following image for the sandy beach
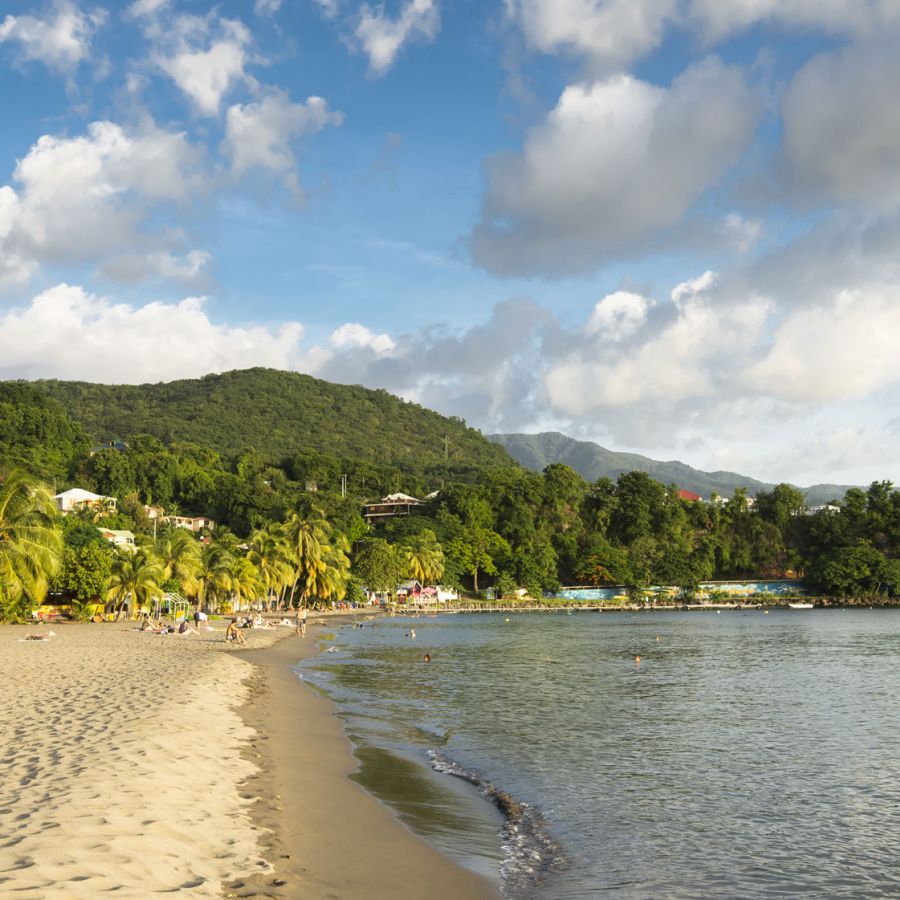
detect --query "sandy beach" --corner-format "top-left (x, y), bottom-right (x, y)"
top-left (0, 618), bottom-right (499, 899)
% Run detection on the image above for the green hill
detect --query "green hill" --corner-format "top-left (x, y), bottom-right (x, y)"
top-left (33, 368), bottom-right (513, 474)
top-left (490, 431), bottom-right (854, 506)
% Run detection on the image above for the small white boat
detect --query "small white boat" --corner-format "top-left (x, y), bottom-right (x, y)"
top-left (788, 602), bottom-right (814, 609)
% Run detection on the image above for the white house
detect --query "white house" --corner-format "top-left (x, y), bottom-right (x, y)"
top-left (97, 528), bottom-right (136, 550)
top-left (54, 488), bottom-right (117, 514)
top-left (160, 515), bottom-right (216, 533)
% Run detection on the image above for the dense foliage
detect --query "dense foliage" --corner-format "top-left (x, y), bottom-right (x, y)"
top-left (2, 370), bottom-right (900, 620)
top-left (37, 368), bottom-right (512, 477)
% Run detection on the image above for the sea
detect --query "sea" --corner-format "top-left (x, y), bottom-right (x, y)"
top-left (299, 609), bottom-right (900, 898)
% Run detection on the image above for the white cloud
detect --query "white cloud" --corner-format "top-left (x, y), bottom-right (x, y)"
top-left (0, 120), bottom-right (204, 286)
top-left (146, 13), bottom-right (252, 115)
top-left (689, 0), bottom-right (900, 42)
top-left (545, 286), bottom-right (771, 413)
top-left (254, 0), bottom-right (283, 14)
top-left (780, 41), bottom-right (900, 210)
top-left (126, 0), bottom-right (168, 18)
top-left (671, 269), bottom-right (717, 305)
top-left (330, 322), bottom-right (395, 354)
top-left (744, 285), bottom-right (900, 402)
top-left (355, 0), bottom-right (439, 76)
top-left (98, 250), bottom-right (211, 287)
top-left (585, 291), bottom-right (652, 341)
top-left (223, 91), bottom-right (343, 197)
top-left (506, 0), bottom-right (676, 71)
top-left (471, 58), bottom-right (761, 276)
top-left (0, 0), bottom-right (104, 72)
top-left (0, 284), bottom-right (313, 382)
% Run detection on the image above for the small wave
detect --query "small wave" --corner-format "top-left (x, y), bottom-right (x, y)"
top-left (427, 749), bottom-right (565, 894)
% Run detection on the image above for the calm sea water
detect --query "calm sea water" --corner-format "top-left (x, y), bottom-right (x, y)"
top-left (300, 609), bottom-right (900, 898)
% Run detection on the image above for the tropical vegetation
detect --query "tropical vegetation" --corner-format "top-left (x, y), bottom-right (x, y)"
top-left (2, 369), bottom-right (900, 622)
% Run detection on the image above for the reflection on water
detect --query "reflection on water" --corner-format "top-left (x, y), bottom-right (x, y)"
top-left (303, 610), bottom-right (900, 898)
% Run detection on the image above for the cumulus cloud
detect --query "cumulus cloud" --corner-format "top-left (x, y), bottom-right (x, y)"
top-left (0, 120), bottom-right (205, 287)
top-left (744, 285), bottom-right (900, 402)
top-left (506, 0), bottom-right (676, 71)
top-left (470, 58), bottom-right (761, 276)
top-left (329, 322), bottom-right (395, 354)
top-left (585, 291), bottom-right (653, 341)
top-left (355, 0), bottom-right (439, 76)
top-left (689, 0), bottom-right (900, 43)
top-left (0, 0), bottom-right (104, 72)
top-left (780, 41), bottom-right (900, 210)
top-left (0, 284), bottom-right (311, 382)
top-left (223, 90), bottom-right (343, 198)
top-left (140, 11), bottom-right (253, 115)
top-left (505, 1), bottom-right (900, 69)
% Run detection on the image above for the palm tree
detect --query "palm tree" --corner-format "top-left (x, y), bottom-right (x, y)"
top-left (106, 547), bottom-right (164, 619)
top-left (156, 528), bottom-right (201, 597)
top-left (248, 526), bottom-right (294, 611)
top-left (227, 556), bottom-right (264, 613)
top-left (283, 511), bottom-right (327, 609)
top-left (404, 529), bottom-right (445, 586)
top-left (0, 470), bottom-right (63, 621)
top-left (195, 541), bottom-right (233, 613)
top-left (311, 534), bottom-right (351, 603)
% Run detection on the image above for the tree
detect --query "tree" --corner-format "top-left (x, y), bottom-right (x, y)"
top-left (195, 542), bottom-right (233, 612)
top-left (248, 526), bottom-right (294, 609)
top-left (448, 525), bottom-right (510, 593)
top-left (156, 528), bottom-right (201, 597)
top-left (106, 548), bottom-right (164, 618)
top-left (56, 541), bottom-right (114, 603)
top-left (403, 529), bottom-right (445, 585)
top-left (283, 511), bottom-right (327, 608)
top-left (0, 469), bottom-right (63, 621)
top-left (227, 556), bottom-right (264, 612)
top-left (352, 538), bottom-right (405, 594)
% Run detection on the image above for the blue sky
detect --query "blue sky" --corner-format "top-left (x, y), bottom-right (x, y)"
top-left (2, 0), bottom-right (900, 488)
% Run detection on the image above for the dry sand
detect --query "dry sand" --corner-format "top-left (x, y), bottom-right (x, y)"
top-left (0, 619), bottom-right (500, 899)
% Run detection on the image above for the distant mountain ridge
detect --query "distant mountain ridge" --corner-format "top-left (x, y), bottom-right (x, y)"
top-left (489, 431), bottom-right (855, 506)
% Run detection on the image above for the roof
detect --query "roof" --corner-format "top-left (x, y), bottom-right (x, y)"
top-left (54, 488), bottom-right (107, 502)
top-left (397, 580), bottom-right (422, 591)
top-left (97, 528), bottom-right (135, 539)
top-left (382, 493), bottom-right (423, 503)
top-left (677, 489), bottom-right (702, 502)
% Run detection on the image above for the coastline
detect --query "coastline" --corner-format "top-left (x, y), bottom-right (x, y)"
top-left (236, 626), bottom-right (502, 899)
top-left (0, 616), bottom-right (499, 899)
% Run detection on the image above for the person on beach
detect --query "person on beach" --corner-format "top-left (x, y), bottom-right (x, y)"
top-left (226, 619), bottom-right (245, 644)
top-left (296, 605), bottom-right (307, 637)
top-left (194, 608), bottom-right (201, 630)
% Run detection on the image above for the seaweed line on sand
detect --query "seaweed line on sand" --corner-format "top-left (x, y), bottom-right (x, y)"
top-left (427, 749), bottom-right (565, 895)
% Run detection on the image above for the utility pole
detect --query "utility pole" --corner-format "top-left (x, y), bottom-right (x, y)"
top-left (341, 474), bottom-right (347, 498)
top-left (444, 435), bottom-right (449, 460)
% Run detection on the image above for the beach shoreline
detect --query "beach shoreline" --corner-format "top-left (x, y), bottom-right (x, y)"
top-left (235, 622), bottom-right (501, 899)
top-left (0, 616), bottom-right (499, 899)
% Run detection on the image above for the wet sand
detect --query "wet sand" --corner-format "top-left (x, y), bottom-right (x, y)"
top-left (238, 629), bottom-right (500, 899)
top-left (0, 619), bottom-right (499, 899)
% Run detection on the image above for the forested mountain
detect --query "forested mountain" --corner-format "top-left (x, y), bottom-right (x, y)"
top-left (490, 432), bottom-right (854, 507)
top-left (1, 372), bottom-right (897, 607)
top-left (36, 368), bottom-right (512, 475)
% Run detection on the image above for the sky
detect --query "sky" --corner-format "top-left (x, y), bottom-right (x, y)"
top-left (1, 0), bottom-right (899, 488)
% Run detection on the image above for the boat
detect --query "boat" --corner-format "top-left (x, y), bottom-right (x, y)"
top-left (788, 602), bottom-right (814, 609)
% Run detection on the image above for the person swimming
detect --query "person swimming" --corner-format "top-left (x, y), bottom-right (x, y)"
top-left (423, 653), bottom-right (431, 662)
top-left (633, 654), bottom-right (641, 664)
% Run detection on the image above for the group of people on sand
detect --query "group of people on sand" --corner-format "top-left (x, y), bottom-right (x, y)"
top-left (139, 618), bottom-right (198, 635)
